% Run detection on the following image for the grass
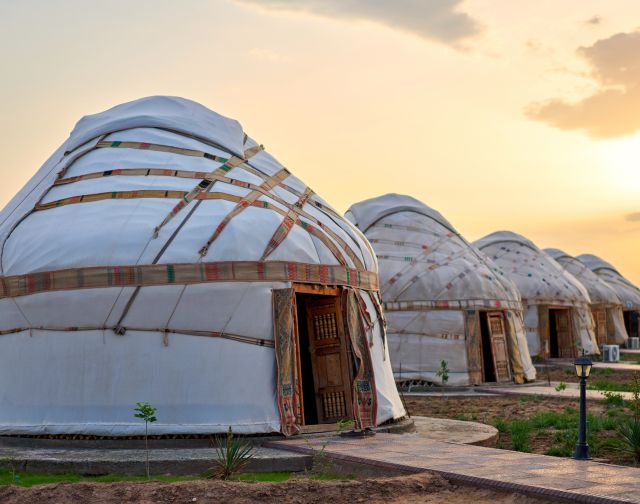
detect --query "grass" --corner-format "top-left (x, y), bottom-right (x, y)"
top-left (588, 380), bottom-right (634, 392)
top-left (0, 469), bottom-right (351, 487)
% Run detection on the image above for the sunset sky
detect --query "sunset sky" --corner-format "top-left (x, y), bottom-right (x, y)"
top-left (1, 0), bottom-right (638, 283)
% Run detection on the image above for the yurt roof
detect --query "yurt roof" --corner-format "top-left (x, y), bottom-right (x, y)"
top-left (345, 193), bottom-right (456, 235)
top-left (0, 96), bottom-right (377, 295)
top-left (545, 248), bottom-right (622, 306)
top-left (346, 195), bottom-right (522, 308)
top-left (577, 253), bottom-right (640, 310)
top-left (474, 231), bottom-right (591, 305)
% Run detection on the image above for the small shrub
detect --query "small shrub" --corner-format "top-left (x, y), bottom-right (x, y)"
top-left (555, 382), bottom-right (567, 392)
top-left (617, 420), bottom-right (640, 463)
top-left (545, 446), bottom-right (572, 457)
top-left (509, 420), bottom-right (531, 452)
top-left (436, 360), bottom-right (449, 387)
top-left (209, 427), bottom-right (254, 480)
top-left (134, 402), bottom-right (157, 479)
top-left (602, 391), bottom-right (625, 408)
top-left (493, 418), bottom-right (509, 433)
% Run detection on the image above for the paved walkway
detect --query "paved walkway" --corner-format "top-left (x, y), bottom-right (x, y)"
top-left (266, 433), bottom-right (640, 503)
top-left (477, 381), bottom-right (635, 401)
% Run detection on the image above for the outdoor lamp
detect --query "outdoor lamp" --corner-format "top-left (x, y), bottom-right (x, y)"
top-left (574, 353), bottom-right (592, 460)
top-left (574, 355), bottom-right (593, 378)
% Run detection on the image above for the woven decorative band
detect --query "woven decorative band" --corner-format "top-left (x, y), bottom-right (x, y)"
top-left (0, 261), bottom-right (378, 299)
top-left (383, 299), bottom-right (523, 312)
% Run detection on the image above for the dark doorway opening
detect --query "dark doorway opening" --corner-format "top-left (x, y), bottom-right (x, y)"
top-left (624, 311), bottom-right (639, 339)
top-left (295, 292), bottom-right (354, 426)
top-left (549, 309), bottom-right (560, 358)
top-left (479, 311), bottom-right (496, 382)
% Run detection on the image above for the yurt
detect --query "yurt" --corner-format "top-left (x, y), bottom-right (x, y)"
top-left (474, 232), bottom-right (598, 359)
top-left (0, 96), bottom-right (405, 436)
top-left (346, 194), bottom-right (536, 386)
top-left (577, 254), bottom-right (640, 340)
top-left (545, 248), bottom-right (628, 346)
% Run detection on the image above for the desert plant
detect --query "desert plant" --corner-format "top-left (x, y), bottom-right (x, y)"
top-left (602, 390), bottom-right (625, 408)
top-left (617, 419), bottom-right (640, 463)
top-left (134, 402), bottom-right (157, 479)
top-left (555, 382), bottom-right (567, 392)
top-left (209, 427), bottom-right (254, 480)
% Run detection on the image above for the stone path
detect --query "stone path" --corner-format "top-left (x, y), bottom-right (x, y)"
top-left (266, 433), bottom-right (640, 503)
top-left (477, 381), bottom-right (635, 401)
top-left (411, 416), bottom-right (498, 447)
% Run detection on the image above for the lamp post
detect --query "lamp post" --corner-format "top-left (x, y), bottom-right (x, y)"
top-left (574, 353), bottom-right (593, 460)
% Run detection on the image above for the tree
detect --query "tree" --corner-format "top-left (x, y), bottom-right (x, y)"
top-left (134, 402), bottom-right (157, 479)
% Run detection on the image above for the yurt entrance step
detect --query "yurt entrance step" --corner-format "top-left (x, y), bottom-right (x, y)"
top-left (624, 310), bottom-right (640, 339)
top-left (478, 311), bottom-right (511, 383)
top-left (548, 308), bottom-right (575, 358)
top-left (294, 286), bottom-right (354, 427)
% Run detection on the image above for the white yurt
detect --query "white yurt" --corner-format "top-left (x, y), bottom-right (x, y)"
top-left (577, 254), bottom-right (640, 340)
top-left (0, 96), bottom-right (405, 436)
top-left (545, 248), bottom-right (628, 346)
top-left (474, 232), bottom-right (598, 358)
top-left (346, 194), bottom-right (536, 386)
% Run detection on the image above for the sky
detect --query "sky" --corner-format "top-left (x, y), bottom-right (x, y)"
top-left (0, 0), bottom-right (639, 284)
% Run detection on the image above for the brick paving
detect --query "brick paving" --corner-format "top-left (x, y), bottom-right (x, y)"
top-left (266, 433), bottom-right (640, 503)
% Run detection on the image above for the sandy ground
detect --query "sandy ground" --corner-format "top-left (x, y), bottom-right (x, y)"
top-left (0, 474), bottom-right (553, 503)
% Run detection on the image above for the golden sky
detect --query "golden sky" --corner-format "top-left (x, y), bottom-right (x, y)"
top-left (1, 0), bottom-right (639, 283)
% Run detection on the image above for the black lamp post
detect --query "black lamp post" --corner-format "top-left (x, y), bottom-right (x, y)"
top-left (574, 353), bottom-right (593, 460)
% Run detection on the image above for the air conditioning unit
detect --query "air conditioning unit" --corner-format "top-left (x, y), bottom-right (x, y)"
top-left (626, 337), bottom-right (640, 350)
top-left (602, 344), bottom-right (620, 362)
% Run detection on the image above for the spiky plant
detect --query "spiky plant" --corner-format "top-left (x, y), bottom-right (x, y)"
top-left (209, 427), bottom-right (254, 479)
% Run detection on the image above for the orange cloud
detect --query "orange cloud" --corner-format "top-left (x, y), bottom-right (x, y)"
top-left (527, 30), bottom-right (640, 138)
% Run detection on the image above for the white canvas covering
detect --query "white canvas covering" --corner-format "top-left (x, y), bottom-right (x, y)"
top-left (546, 248), bottom-right (628, 345)
top-left (0, 96), bottom-right (405, 435)
top-left (346, 194), bottom-right (536, 386)
top-left (474, 232), bottom-right (598, 357)
top-left (577, 254), bottom-right (640, 311)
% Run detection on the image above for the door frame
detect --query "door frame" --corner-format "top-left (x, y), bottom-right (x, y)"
top-left (291, 283), bottom-right (353, 426)
top-left (546, 306), bottom-right (575, 358)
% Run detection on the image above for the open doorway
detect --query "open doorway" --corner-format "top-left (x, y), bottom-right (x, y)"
top-left (624, 311), bottom-right (639, 339)
top-left (549, 308), bottom-right (574, 358)
top-left (478, 311), bottom-right (511, 383)
top-left (295, 292), bottom-right (354, 426)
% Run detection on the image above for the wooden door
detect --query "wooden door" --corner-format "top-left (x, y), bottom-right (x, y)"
top-left (555, 309), bottom-right (575, 358)
top-left (487, 312), bottom-right (511, 383)
top-left (593, 308), bottom-right (607, 346)
top-left (465, 311), bottom-right (483, 385)
top-left (304, 297), bottom-right (353, 424)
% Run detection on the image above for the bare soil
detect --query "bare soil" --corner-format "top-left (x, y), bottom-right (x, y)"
top-left (0, 474), bottom-right (554, 503)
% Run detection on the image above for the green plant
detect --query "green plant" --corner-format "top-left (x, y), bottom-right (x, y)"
top-left (493, 418), bottom-right (508, 433)
top-left (602, 390), bottom-right (625, 408)
top-left (209, 427), bottom-right (254, 480)
top-left (630, 372), bottom-right (640, 421)
top-left (617, 419), bottom-right (640, 463)
top-left (336, 419), bottom-right (355, 433)
top-left (509, 420), bottom-right (531, 452)
top-left (0, 454), bottom-right (17, 483)
top-left (134, 402), bottom-right (157, 479)
top-left (555, 382), bottom-right (567, 392)
top-left (436, 360), bottom-right (449, 388)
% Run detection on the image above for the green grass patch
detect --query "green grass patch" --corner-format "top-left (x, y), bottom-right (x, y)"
top-left (588, 380), bottom-right (633, 392)
top-left (509, 420), bottom-right (531, 452)
top-left (232, 472), bottom-right (292, 482)
top-left (0, 469), bottom-right (198, 487)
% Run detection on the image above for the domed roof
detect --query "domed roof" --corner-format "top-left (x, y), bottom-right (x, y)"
top-left (545, 248), bottom-right (622, 306)
top-left (347, 195), bottom-right (522, 307)
top-left (0, 96), bottom-right (376, 285)
top-left (474, 232), bottom-right (591, 305)
top-left (577, 254), bottom-right (640, 310)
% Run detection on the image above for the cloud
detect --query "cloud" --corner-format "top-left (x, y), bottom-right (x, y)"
top-left (234, 0), bottom-right (480, 46)
top-left (527, 30), bottom-right (640, 138)
top-left (586, 16), bottom-right (602, 26)
top-left (626, 212), bottom-right (640, 222)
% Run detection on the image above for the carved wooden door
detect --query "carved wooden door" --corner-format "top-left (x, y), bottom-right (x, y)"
top-left (555, 310), bottom-right (575, 358)
top-left (304, 297), bottom-right (353, 424)
top-left (593, 308), bottom-right (607, 346)
top-left (487, 312), bottom-right (511, 383)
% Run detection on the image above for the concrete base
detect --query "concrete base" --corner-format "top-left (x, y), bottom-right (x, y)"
top-left (411, 417), bottom-right (498, 447)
